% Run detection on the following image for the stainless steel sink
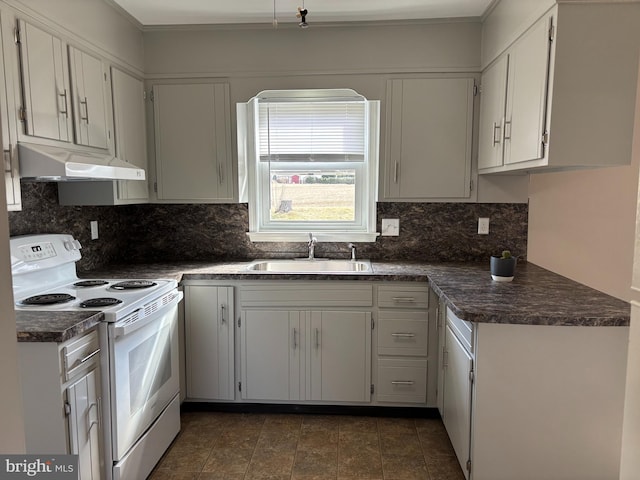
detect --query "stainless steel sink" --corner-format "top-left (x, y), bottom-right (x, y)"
top-left (247, 259), bottom-right (372, 273)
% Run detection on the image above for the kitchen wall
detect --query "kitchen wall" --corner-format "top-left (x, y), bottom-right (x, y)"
top-left (9, 183), bottom-right (528, 269)
top-left (527, 54), bottom-right (640, 302)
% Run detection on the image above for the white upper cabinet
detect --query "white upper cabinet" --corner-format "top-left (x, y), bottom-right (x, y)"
top-left (68, 46), bottom-right (109, 149)
top-left (383, 77), bottom-right (475, 201)
top-left (58, 67), bottom-right (149, 206)
top-left (111, 67), bottom-right (148, 202)
top-left (16, 18), bottom-right (113, 153)
top-left (151, 81), bottom-right (234, 203)
top-left (479, 3), bottom-right (640, 173)
top-left (0, 13), bottom-right (19, 210)
top-left (17, 19), bottom-right (72, 143)
top-left (477, 56), bottom-right (508, 171)
top-left (479, 14), bottom-right (551, 171)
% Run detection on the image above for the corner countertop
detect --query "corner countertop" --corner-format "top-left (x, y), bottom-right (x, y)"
top-left (15, 260), bottom-right (629, 342)
top-left (82, 260), bottom-right (630, 327)
top-left (16, 310), bottom-right (104, 343)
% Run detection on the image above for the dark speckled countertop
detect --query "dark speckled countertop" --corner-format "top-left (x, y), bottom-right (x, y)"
top-left (16, 260), bottom-right (629, 342)
top-left (16, 310), bottom-right (104, 343)
top-left (82, 260), bottom-right (630, 327)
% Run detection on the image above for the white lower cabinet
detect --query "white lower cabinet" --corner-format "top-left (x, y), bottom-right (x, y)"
top-left (239, 282), bottom-right (374, 404)
top-left (375, 284), bottom-right (432, 405)
top-left (241, 310), bottom-right (303, 401)
top-left (442, 322), bottom-right (473, 479)
top-left (184, 285), bottom-right (234, 400)
top-left (240, 309), bottom-right (372, 403)
top-left (18, 330), bottom-right (103, 480)
top-left (442, 307), bottom-right (629, 480)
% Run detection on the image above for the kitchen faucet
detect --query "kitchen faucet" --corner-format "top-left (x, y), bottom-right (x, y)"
top-left (348, 243), bottom-right (357, 261)
top-left (308, 233), bottom-right (318, 260)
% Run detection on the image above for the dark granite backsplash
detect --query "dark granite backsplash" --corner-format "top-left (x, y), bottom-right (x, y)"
top-left (9, 183), bottom-right (528, 270)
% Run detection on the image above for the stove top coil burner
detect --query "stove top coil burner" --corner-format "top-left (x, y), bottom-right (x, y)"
top-left (21, 293), bottom-right (76, 305)
top-left (111, 280), bottom-right (157, 290)
top-left (80, 298), bottom-right (123, 308)
top-left (74, 280), bottom-right (109, 287)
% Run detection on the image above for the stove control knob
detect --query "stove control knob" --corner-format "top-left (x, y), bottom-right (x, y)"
top-left (73, 240), bottom-right (82, 250)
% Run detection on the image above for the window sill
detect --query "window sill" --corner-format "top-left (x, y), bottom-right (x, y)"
top-left (247, 232), bottom-right (380, 243)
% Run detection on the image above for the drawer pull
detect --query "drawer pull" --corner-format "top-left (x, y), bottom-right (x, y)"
top-left (391, 381), bottom-right (415, 385)
top-left (68, 349), bottom-right (100, 371)
top-left (392, 297), bottom-right (416, 303)
top-left (391, 333), bottom-right (415, 338)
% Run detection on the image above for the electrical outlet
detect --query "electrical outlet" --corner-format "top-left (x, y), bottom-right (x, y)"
top-left (381, 218), bottom-right (400, 236)
top-left (90, 221), bottom-right (99, 240)
top-left (478, 217), bottom-right (490, 235)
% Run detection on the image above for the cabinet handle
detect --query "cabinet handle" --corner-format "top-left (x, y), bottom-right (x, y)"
top-left (504, 120), bottom-right (512, 140)
top-left (393, 161), bottom-right (399, 183)
top-left (391, 333), bottom-right (416, 338)
top-left (392, 296), bottom-right (415, 303)
top-left (87, 401), bottom-right (99, 432)
top-left (218, 163), bottom-right (224, 184)
top-left (58, 89), bottom-right (69, 116)
top-left (80, 97), bottom-right (89, 122)
top-left (492, 122), bottom-right (502, 145)
top-left (391, 380), bottom-right (415, 385)
top-left (68, 349), bottom-right (100, 371)
top-left (315, 328), bottom-right (320, 349)
top-left (220, 304), bottom-right (226, 324)
top-left (3, 149), bottom-right (11, 173)
top-left (292, 327), bottom-right (298, 350)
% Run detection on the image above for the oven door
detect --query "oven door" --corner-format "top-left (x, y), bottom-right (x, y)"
top-left (109, 291), bottom-right (182, 461)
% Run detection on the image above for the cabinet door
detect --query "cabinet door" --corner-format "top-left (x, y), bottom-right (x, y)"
top-left (478, 55), bottom-right (508, 170)
top-left (241, 310), bottom-right (303, 401)
top-left (0, 14), bottom-right (19, 210)
top-left (18, 19), bottom-right (72, 142)
top-left (69, 46), bottom-right (109, 149)
top-left (185, 286), bottom-right (234, 400)
top-left (111, 67), bottom-right (148, 202)
top-left (443, 325), bottom-right (473, 480)
top-left (385, 78), bottom-right (474, 200)
top-left (153, 82), bottom-right (233, 202)
top-left (66, 368), bottom-right (102, 480)
top-left (308, 311), bottom-right (371, 402)
top-left (503, 15), bottom-right (552, 166)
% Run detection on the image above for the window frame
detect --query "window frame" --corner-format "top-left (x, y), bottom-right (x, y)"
top-left (238, 89), bottom-right (380, 243)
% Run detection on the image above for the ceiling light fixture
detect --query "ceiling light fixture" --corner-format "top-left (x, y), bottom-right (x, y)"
top-left (296, 1), bottom-right (308, 28)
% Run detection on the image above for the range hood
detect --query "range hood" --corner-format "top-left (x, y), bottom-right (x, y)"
top-left (18, 142), bottom-right (146, 181)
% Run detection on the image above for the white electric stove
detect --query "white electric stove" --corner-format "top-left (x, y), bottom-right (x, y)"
top-left (11, 233), bottom-right (182, 480)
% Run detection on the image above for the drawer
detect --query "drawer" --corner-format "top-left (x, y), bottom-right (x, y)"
top-left (377, 311), bottom-right (428, 356)
top-left (446, 307), bottom-right (474, 353)
top-left (377, 285), bottom-right (429, 309)
top-left (240, 283), bottom-right (373, 307)
top-left (62, 330), bottom-right (100, 381)
top-left (377, 358), bottom-right (427, 404)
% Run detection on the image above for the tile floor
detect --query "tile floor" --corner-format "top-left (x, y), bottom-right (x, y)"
top-left (148, 411), bottom-right (465, 480)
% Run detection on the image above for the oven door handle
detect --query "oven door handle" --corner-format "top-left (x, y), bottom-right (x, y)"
top-left (113, 291), bottom-right (183, 338)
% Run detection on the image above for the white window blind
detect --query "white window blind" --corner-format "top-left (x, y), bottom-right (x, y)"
top-left (258, 101), bottom-right (366, 161)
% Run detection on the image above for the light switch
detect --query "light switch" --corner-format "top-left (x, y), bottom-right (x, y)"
top-left (90, 221), bottom-right (99, 240)
top-left (478, 217), bottom-right (490, 235)
top-left (381, 218), bottom-right (400, 236)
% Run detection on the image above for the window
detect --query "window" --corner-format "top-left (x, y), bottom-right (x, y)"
top-left (238, 89), bottom-right (380, 242)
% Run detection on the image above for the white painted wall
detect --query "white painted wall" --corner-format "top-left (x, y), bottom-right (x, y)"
top-left (619, 56), bottom-right (640, 480)
top-left (527, 55), bottom-right (640, 302)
